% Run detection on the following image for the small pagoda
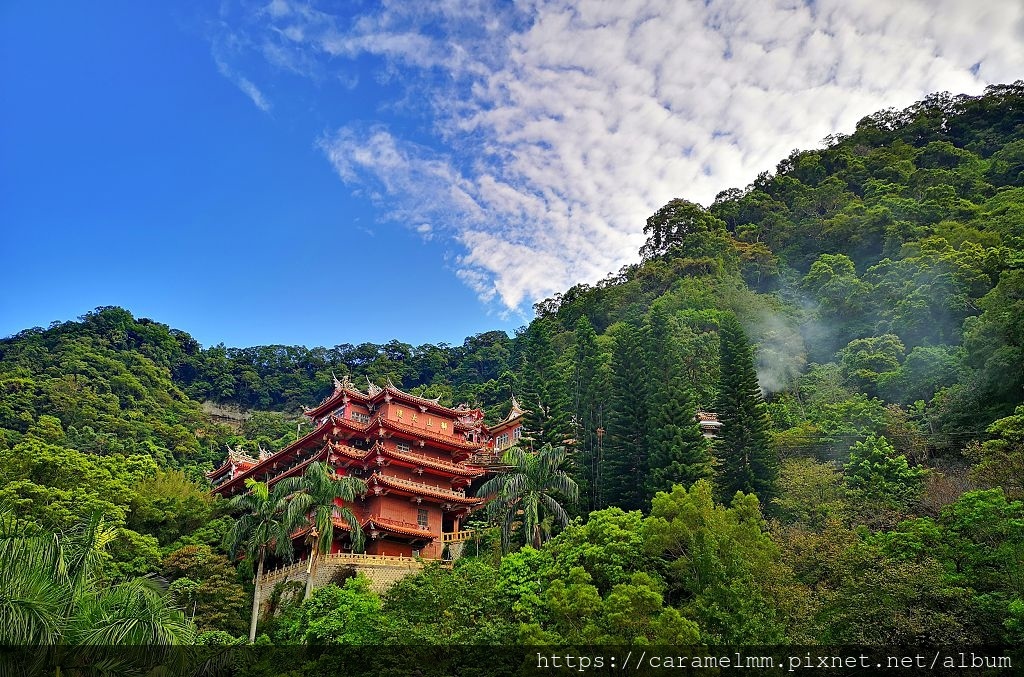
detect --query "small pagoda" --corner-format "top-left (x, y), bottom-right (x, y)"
top-left (207, 376), bottom-right (524, 560)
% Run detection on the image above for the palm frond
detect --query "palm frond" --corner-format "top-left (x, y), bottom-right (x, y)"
top-left (539, 493), bottom-right (570, 529)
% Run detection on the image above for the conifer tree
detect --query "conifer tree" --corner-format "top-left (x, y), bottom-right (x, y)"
top-left (517, 318), bottom-right (570, 450)
top-left (644, 306), bottom-right (712, 499)
top-left (572, 316), bottom-right (607, 512)
top-left (714, 313), bottom-right (776, 504)
top-left (603, 323), bottom-right (649, 511)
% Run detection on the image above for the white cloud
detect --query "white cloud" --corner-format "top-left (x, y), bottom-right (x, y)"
top-left (221, 0), bottom-right (1024, 311)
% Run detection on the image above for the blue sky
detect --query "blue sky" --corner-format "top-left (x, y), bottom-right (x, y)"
top-left (3, 1), bottom-right (1021, 349)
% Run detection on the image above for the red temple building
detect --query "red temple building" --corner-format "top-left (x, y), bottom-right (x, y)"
top-left (207, 376), bottom-right (525, 561)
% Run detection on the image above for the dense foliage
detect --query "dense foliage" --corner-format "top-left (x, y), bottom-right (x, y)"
top-left (2, 83), bottom-right (1023, 657)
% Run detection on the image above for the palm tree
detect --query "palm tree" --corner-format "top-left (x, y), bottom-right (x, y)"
top-left (290, 462), bottom-right (366, 600)
top-left (0, 507), bottom-right (195, 673)
top-left (225, 477), bottom-right (306, 643)
top-left (476, 443), bottom-right (579, 551)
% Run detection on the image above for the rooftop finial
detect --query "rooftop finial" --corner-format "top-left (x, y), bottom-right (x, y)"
top-left (506, 394), bottom-right (527, 421)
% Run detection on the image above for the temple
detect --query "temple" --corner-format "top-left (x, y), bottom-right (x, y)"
top-left (695, 411), bottom-right (722, 439)
top-left (207, 376), bottom-right (525, 560)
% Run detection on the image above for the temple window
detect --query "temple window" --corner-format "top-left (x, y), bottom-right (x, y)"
top-left (417, 509), bottom-right (429, 529)
top-left (396, 441), bottom-right (411, 453)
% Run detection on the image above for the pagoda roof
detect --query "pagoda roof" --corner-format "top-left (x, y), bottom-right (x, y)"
top-left (205, 445), bottom-right (258, 479)
top-left (696, 411), bottom-right (722, 426)
top-left (486, 394), bottom-right (528, 434)
top-left (323, 412), bottom-right (486, 453)
top-left (210, 430), bottom-right (330, 495)
top-left (291, 508), bottom-right (430, 541)
top-left (381, 379), bottom-right (461, 415)
top-left (330, 515), bottom-right (433, 540)
top-left (329, 441), bottom-right (485, 478)
top-left (306, 375), bottom-right (474, 421)
top-left (368, 473), bottom-right (483, 506)
top-left (304, 374), bottom-right (371, 419)
top-left (380, 417), bottom-right (486, 451)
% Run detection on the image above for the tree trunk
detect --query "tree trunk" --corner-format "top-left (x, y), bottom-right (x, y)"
top-left (248, 553), bottom-right (264, 643)
top-left (304, 549), bottom-right (319, 601)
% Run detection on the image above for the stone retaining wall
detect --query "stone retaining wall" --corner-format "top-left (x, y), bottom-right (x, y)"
top-left (256, 553), bottom-right (431, 618)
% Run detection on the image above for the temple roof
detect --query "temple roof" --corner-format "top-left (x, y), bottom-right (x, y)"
top-left (486, 394), bottom-right (529, 434)
top-left (330, 515), bottom-right (433, 540)
top-left (329, 441), bottom-right (485, 478)
top-left (305, 375), bottom-right (468, 421)
top-left (205, 445), bottom-right (258, 479)
top-left (368, 473), bottom-right (483, 505)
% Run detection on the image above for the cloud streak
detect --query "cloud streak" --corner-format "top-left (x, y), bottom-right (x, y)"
top-left (218, 0), bottom-right (1024, 311)
top-left (213, 53), bottom-right (273, 113)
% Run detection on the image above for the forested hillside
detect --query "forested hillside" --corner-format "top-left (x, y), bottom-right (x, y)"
top-left (2, 83), bottom-right (1023, 661)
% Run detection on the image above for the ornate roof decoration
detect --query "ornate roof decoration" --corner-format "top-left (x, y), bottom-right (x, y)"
top-left (226, 444), bottom-right (258, 466)
top-left (366, 377), bottom-right (383, 397)
top-left (505, 394), bottom-right (528, 421)
top-left (486, 394), bottom-right (530, 435)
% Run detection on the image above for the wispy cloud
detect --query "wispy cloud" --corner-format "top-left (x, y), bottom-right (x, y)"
top-left (213, 51), bottom-right (272, 112)
top-left (217, 0), bottom-right (1024, 311)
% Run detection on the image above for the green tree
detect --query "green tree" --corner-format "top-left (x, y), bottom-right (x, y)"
top-left (646, 376), bottom-right (711, 499)
top-left (642, 480), bottom-right (802, 643)
top-left (517, 319), bottom-right (571, 450)
top-left (715, 314), bottom-right (777, 504)
top-left (645, 306), bottom-right (712, 499)
top-left (476, 444), bottom-right (579, 551)
top-left (0, 509), bottom-right (195, 671)
top-left (225, 477), bottom-right (306, 642)
top-left (380, 559), bottom-right (518, 644)
top-left (837, 334), bottom-right (905, 397)
top-left (291, 461), bottom-right (366, 600)
top-left (570, 316), bottom-right (608, 513)
top-left (640, 198), bottom-right (730, 262)
top-left (544, 507), bottom-right (652, 595)
top-left (970, 405), bottom-right (1024, 500)
top-left (844, 434), bottom-right (926, 508)
top-left (128, 469), bottom-right (213, 546)
top-left (162, 544), bottom-right (248, 635)
top-left (603, 323), bottom-right (649, 510)
top-left (819, 540), bottom-right (977, 644)
top-left (772, 458), bottom-right (848, 528)
top-left (274, 576), bottom-right (384, 645)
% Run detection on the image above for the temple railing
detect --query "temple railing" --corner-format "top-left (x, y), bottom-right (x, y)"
top-left (466, 450), bottom-right (502, 467)
top-left (322, 552), bottom-right (425, 567)
top-left (442, 529), bottom-right (475, 543)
